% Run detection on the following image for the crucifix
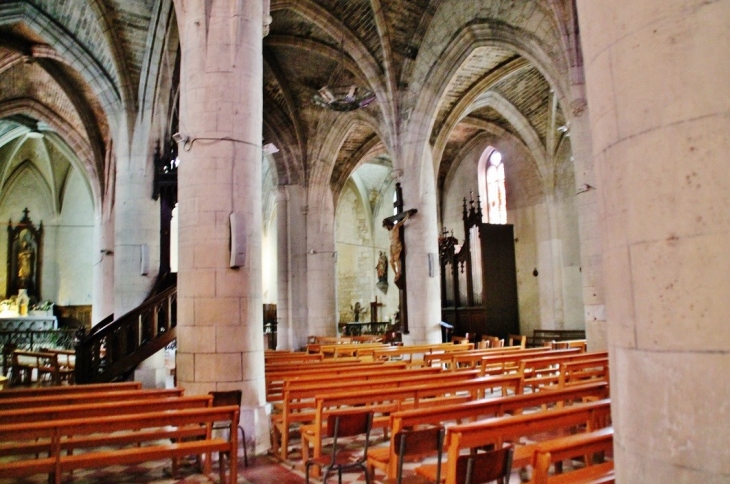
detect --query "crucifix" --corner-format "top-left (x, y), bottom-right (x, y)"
top-left (370, 295), bottom-right (384, 323)
top-left (382, 182), bottom-right (417, 334)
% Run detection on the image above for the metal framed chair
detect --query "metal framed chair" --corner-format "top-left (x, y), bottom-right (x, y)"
top-left (209, 390), bottom-right (248, 467)
top-left (305, 410), bottom-right (374, 483)
top-left (454, 445), bottom-right (514, 484)
top-left (384, 426), bottom-right (445, 484)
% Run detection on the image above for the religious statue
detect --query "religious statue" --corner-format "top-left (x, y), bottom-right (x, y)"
top-left (376, 251), bottom-right (388, 293)
top-left (385, 211), bottom-right (411, 283)
top-left (351, 301), bottom-right (368, 322)
top-left (7, 208), bottom-right (43, 300)
top-left (17, 237), bottom-right (34, 289)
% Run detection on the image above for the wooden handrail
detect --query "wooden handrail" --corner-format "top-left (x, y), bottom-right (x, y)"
top-left (74, 285), bottom-right (177, 384)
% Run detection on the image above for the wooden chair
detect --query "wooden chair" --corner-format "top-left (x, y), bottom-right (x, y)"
top-left (454, 445), bottom-right (514, 484)
top-left (507, 334), bottom-right (526, 349)
top-left (451, 335), bottom-right (471, 345)
top-left (386, 426), bottom-right (444, 484)
top-left (305, 410), bottom-right (374, 484)
top-left (209, 390), bottom-right (248, 467)
top-left (479, 336), bottom-right (504, 349)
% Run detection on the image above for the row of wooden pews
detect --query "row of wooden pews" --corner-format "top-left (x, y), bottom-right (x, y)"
top-left (0, 382), bottom-right (240, 484)
top-left (5, 347), bottom-right (75, 386)
top-left (266, 341), bottom-right (612, 482)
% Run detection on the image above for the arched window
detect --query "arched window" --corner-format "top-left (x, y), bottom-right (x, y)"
top-left (477, 148), bottom-right (507, 224)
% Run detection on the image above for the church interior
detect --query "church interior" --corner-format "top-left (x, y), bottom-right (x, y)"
top-left (0, 0), bottom-right (727, 483)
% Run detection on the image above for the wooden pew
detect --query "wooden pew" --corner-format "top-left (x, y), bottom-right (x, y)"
top-left (554, 357), bottom-right (610, 390)
top-left (478, 348), bottom-right (582, 376)
top-left (265, 352), bottom-right (324, 364)
top-left (520, 352), bottom-right (608, 391)
top-left (0, 395), bottom-right (213, 457)
top-left (367, 381), bottom-right (609, 480)
top-left (451, 347), bottom-right (557, 371)
top-left (269, 366), bottom-right (442, 402)
top-left (9, 350), bottom-right (61, 386)
top-left (424, 346), bottom-right (525, 369)
top-left (300, 374), bottom-right (524, 471)
top-left (531, 427), bottom-right (614, 484)
top-left (271, 369), bottom-right (482, 460)
top-left (265, 361), bottom-right (407, 398)
top-left (373, 343), bottom-right (475, 366)
top-left (0, 387), bottom-right (185, 411)
top-left (0, 406), bottom-right (239, 484)
top-left (317, 342), bottom-right (387, 358)
top-left (439, 399), bottom-right (612, 484)
top-left (37, 348), bottom-right (75, 383)
top-left (530, 330), bottom-right (586, 348)
top-left (0, 380), bottom-right (141, 398)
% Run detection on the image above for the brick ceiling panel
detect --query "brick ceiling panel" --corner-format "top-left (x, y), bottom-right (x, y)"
top-left (469, 106), bottom-right (518, 137)
top-left (0, 62), bottom-right (86, 138)
top-left (105, 0), bottom-right (157, 95)
top-left (492, 66), bottom-right (551, 145)
top-left (316, 0), bottom-right (381, 66)
top-left (330, 126), bottom-right (376, 190)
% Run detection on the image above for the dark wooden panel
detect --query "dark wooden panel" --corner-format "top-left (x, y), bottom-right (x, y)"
top-left (479, 223), bottom-right (519, 340)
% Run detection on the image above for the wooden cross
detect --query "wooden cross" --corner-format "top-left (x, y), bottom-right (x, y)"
top-left (382, 183), bottom-right (417, 334)
top-left (370, 296), bottom-right (384, 323)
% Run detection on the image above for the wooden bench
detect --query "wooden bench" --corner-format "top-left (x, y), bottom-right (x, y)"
top-left (549, 339), bottom-right (588, 352)
top-left (271, 369), bottom-right (481, 459)
top-left (424, 345), bottom-right (525, 369)
top-left (269, 365), bottom-right (442, 402)
top-left (530, 330), bottom-right (586, 348)
top-left (266, 361), bottom-right (407, 399)
top-left (478, 348), bottom-right (582, 376)
top-left (437, 399), bottom-right (612, 484)
top-left (373, 343), bottom-right (475, 366)
top-left (9, 350), bottom-right (62, 386)
top-left (366, 382), bottom-right (609, 480)
top-left (300, 374), bottom-right (524, 470)
top-left (531, 427), bottom-right (614, 484)
top-left (553, 357), bottom-right (610, 390)
top-left (0, 387), bottom-right (185, 411)
top-left (0, 406), bottom-right (239, 484)
top-left (450, 347), bottom-right (557, 371)
top-left (520, 352), bottom-right (608, 391)
top-left (265, 352), bottom-right (324, 364)
top-left (0, 380), bottom-right (141, 398)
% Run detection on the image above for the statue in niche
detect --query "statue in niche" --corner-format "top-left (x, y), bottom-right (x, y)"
top-left (376, 251), bottom-right (388, 293)
top-left (7, 208), bottom-right (43, 300)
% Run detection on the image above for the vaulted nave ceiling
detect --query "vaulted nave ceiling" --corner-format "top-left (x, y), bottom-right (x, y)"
top-left (263, 0), bottom-right (571, 198)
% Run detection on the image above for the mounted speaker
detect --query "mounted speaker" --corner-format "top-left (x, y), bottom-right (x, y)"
top-left (140, 244), bottom-right (149, 275)
top-left (229, 212), bottom-right (246, 268)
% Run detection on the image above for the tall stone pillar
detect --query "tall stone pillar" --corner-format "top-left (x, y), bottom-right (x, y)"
top-left (275, 186), bottom-right (291, 349)
top-left (578, 1), bottom-right (730, 481)
top-left (567, 100), bottom-right (606, 350)
top-left (305, 188), bottom-right (337, 337)
top-left (91, 200), bottom-right (114, 324)
top-left (174, 0), bottom-right (267, 450)
top-left (400, 156), bottom-right (442, 345)
top-left (113, 127), bottom-right (158, 315)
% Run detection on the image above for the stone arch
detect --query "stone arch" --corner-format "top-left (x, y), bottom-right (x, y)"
top-left (0, 2), bottom-right (125, 124)
top-left (0, 98), bottom-right (101, 211)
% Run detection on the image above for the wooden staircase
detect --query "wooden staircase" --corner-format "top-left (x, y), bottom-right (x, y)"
top-left (74, 282), bottom-right (177, 384)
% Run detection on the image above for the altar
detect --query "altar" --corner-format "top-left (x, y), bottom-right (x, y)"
top-left (0, 315), bottom-right (57, 331)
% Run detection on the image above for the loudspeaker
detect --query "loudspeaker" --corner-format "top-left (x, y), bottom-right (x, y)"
top-left (229, 212), bottom-right (246, 268)
top-left (140, 244), bottom-right (149, 275)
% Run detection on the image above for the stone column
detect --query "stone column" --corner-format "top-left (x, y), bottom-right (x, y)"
top-left (91, 202), bottom-right (114, 324)
top-left (174, 0), bottom-right (267, 451)
top-left (400, 156), bottom-right (442, 345)
top-left (305, 188), bottom-right (337, 337)
top-left (578, 1), bottom-right (730, 481)
top-left (275, 186), bottom-right (291, 349)
top-left (287, 184), bottom-right (310, 350)
top-left (113, 126), bottom-right (158, 315)
top-left (567, 104), bottom-right (606, 350)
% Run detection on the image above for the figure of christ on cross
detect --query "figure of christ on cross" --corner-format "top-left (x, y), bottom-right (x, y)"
top-left (383, 208), bottom-right (418, 286)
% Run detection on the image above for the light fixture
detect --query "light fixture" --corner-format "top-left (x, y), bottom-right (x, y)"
top-left (312, 38), bottom-right (375, 112)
